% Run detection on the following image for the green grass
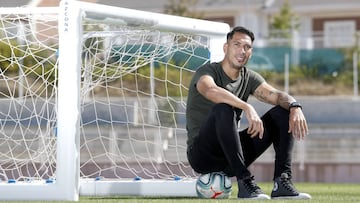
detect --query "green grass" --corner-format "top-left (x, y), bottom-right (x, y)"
top-left (12, 183), bottom-right (360, 202)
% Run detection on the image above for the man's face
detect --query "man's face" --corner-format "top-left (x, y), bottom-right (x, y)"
top-left (223, 32), bottom-right (253, 69)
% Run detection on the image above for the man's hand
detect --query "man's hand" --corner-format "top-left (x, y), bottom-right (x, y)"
top-left (288, 107), bottom-right (309, 140)
top-left (244, 104), bottom-right (264, 139)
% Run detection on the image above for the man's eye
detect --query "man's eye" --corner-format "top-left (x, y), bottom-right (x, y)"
top-left (233, 43), bottom-right (251, 51)
top-left (244, 45), bottom-right (251, 50)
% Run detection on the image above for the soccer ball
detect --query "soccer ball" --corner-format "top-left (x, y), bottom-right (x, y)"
top-left (195, 172), bottom-right (232, 199)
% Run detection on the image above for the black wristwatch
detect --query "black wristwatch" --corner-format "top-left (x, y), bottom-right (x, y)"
top-left (289, 102), bottom-right (302, 109)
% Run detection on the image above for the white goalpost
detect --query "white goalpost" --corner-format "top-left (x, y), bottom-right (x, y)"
top-left (0, 0), bottom-right (229, 200)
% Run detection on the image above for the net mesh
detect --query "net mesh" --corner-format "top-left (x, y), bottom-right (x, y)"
top-left (0, 10), bottom-right (214, 182)
top-left (0, 12), bottom-right (58, 181)
top-left (79, 22), bottom-right (210, 179)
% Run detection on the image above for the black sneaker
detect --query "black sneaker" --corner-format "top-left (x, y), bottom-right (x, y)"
top-left (238, 176), bottom-right (270, 199)
top-left (271, 173), bottom-right (311, 199)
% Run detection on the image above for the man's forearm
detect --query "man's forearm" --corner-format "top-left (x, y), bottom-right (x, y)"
top-left (276, 91), bottom-right (296, 110)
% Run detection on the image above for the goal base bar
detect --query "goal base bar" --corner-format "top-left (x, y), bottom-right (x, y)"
top-left (0, 182), bottom-right (78, 201)
top-left (80, 179), bottom-right (197, 197)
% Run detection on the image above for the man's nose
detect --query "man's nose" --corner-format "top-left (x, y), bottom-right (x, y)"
top-left (239, 46), bottom-right (246, 54)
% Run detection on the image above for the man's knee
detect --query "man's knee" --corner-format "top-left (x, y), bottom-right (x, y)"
top-left (270, 105), bottom-right (289, 118)
top-left (265, 105), bottom-right (289, 127)
top-left (212, 103), bottom-right (234, 116)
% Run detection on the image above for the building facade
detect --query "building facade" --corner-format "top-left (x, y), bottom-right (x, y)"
top-left (4, 0), bottom-right (360, 49)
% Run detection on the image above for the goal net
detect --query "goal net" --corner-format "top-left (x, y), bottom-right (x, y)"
top-left (0, 0), bottom-right (229, 200)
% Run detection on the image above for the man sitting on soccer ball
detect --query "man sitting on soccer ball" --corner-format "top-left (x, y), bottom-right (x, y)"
top-left (186, 26), bottom-right (311, 199)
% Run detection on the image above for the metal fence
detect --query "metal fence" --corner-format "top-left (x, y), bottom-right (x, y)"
top-left (248, 30), bottom-right (359, 97)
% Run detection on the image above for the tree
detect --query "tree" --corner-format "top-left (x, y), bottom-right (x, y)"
top-left (163, 0), bottom-right (203, 19)
top-left (269, 0), bottom-right (300, 39)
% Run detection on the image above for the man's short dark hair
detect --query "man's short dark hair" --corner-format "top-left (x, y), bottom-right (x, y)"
top-left (226, 26), bottom-right (255, 42)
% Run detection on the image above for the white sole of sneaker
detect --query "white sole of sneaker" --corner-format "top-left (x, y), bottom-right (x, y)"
top-left (240, 194), bottom-right (270, 200)
top-left (272, 192), bottom-right (312, 200)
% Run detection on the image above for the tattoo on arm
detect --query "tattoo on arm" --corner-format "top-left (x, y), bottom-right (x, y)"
top-left (254, 88), bottom-right (295, 109)
top-left (254, 88), bottom-right (277, 103)
top-left (253, 89), bottom-right (268, 103)
top-left (277, 91), bottom-right (296, 109)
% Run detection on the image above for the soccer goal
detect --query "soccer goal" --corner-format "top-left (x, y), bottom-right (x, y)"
top-left (0, 0), bottom-right (229, 201)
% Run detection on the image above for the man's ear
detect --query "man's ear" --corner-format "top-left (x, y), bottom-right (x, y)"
top-left (223, 43), bottom-right (227, 54)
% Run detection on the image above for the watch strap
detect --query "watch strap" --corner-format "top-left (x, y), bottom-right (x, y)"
top-left (289, 102), bottom-right (302, 109)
